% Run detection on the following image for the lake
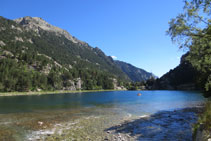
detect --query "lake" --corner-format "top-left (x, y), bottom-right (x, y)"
top-left (0, 90), bottom-right (205, 140)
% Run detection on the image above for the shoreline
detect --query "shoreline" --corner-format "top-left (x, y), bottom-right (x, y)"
top-left (105, 106), bottom-right (204, 141)
top-left (25, 106), bottom-right (204, 141)
top-left (0, 89), bottom-right (127, 97)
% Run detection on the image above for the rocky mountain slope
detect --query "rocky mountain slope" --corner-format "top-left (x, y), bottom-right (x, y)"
top-left (0, 16), bottom-right (151, 92)
top-left (14, 16), bottom-right (87, 45)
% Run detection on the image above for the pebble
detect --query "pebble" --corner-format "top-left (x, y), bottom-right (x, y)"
top-left (107, 131), bottom-right (111, 133)
top-left (38, 121), bottom-right (43, 126)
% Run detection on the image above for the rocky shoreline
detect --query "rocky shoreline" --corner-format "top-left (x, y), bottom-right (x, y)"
top-left (23, 106), bottom-right (204, 141)
top-left (104, 107), bottom-right (203, 141)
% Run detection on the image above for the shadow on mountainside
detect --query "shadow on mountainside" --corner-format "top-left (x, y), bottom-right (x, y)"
top-left (105, 107), bottom-right (203, 141)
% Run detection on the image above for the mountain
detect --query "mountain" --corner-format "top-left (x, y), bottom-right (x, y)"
top-left (153, 53), bottom-right (198, 90)
top-left (13, 16), bottom-right (129, 80)
top-left (0, 16), bottom-right (151, 92)
top-left (14, 16), bottom-right (87, 45)
top-left (115, 60), bottom-right (155, 82)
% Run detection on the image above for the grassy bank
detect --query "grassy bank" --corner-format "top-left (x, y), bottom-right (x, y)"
top-left (0, 89), bottom-right (126, 97)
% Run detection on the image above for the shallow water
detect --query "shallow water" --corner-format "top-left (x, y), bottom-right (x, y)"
top-left (0, 90), bottom-right (205, 140)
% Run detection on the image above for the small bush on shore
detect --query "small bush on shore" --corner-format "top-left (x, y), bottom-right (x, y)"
top-left (193, 101), bottom-right (211, 139)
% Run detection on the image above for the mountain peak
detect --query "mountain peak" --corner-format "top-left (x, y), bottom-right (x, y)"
top-left (14, 16), bottom-right (87, 45)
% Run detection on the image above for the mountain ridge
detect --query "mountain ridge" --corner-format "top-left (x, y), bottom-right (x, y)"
top-left (14, 16), bottom-right (88, 46)
top-left (115, 60), bottom-right (155, 82)
top-left (0, 16), bottom-right (153, 92)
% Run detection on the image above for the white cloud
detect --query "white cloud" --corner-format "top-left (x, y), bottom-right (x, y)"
top-left (111, 56), bottom-right (117, 59)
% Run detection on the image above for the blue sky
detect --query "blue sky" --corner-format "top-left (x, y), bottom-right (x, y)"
top-left (1, 0), bottom-right (186, 77)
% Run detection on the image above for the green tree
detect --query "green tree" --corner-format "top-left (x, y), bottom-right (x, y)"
top-left (167, 0), bottom-right (211, 96)
top-left (48, 71), bottom-right (62, 89)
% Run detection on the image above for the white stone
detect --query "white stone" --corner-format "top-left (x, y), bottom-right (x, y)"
top-left (38, 121), bottom-right (43, 126)
top-left (0, 41), bottom-right (6, 46)
top-left (15, 36), bottom-right (24, 42)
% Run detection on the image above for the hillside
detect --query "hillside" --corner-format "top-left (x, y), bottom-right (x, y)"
top-left (13, 16), bottom-right (129, 80)
top-left (0, 16), bottom-right (154, 92)
top-left (115, 60), bottom-right (155, 82)
top-left (153, 53), bottom-right (198, 90)
top-left (0, 16), bottom-right (127, 92)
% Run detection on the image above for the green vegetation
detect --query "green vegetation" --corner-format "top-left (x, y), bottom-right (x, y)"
top-left (0, 89), bottom-right (123, 97)
top-left (154, 53), bottom-right (198, 90)
top-left (0, 16), bottom-right (156, 93)
top-left (167, 0), bottom-right (211, 97)
top-left (198, 102), bottom-right (211, 131)
top-left (167, 0), bottom-right (211, 138)
top-left (0, 16), bottom-right (127, 92)
top-left (124, 81), bottom-right (145, 90)
top-left (193, 101), bottom-right (211, 139)
top-left (121, 77), bottom-right (156, 90)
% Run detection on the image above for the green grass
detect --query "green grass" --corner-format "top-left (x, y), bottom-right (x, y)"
top-left (0, 89), bottom-right (126, 96)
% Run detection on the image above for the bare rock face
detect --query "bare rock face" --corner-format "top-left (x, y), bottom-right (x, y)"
top-left (75, 78), bottom-right (82, 90)
top-left (0, 41), bottom-right (6, 46)
top-left (15, 36), bottom-right (24, 42)
top-left (113, 78), bottom-right (118, 89)
top-left (14, 16), bottom-right (88, 46)
top-left (2, 50), bottom-right (14, 57)
top-left (113, 78), bottom-right (126, 90)
top-left (63, 80), bottom-right (76, 91)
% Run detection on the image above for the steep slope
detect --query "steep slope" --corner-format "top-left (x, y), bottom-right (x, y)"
top-left (0, 16), bottom-right (130, 92)
top-left (13, 16), bottom-right (129, 81)
top-left (14, 16), bottom-right (87, 45)
top-left (153, 53), bottom-right (198, 90)
top-left (0, 16), bottom-right (155, 92)
top-left (115, 60), bottom-right (155, 82)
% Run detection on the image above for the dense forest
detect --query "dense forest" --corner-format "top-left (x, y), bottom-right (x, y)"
top-left (0, 16), bottom-right (154, 92)
top-left (0, 17), bottom-right (118, 92)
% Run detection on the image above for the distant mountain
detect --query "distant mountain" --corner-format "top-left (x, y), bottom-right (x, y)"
top-left (115, 60), bottom-right (155, 82)
top-left (0, 16), bottom-right (151, 92)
